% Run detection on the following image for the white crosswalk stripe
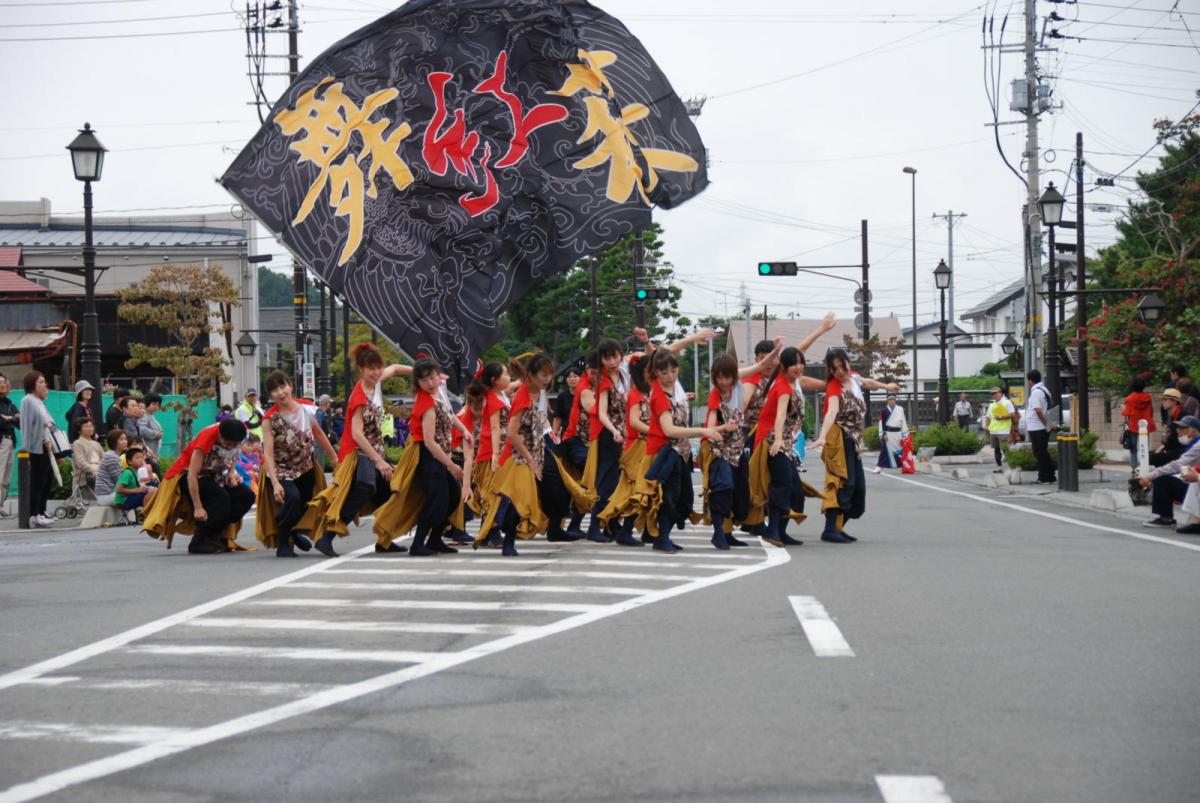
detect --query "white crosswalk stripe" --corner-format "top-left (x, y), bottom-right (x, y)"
top-left (0, 527), bottom-right (789, 802)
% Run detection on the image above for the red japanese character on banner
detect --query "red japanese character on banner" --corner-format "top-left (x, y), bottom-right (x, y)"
top-left (422, 51), bottom-right (568, 217)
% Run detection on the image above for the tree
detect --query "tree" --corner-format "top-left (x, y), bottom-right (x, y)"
top-left (257, 267), bottom-right (322, 307)
top-left (841, 333), bottom-right (910, 383)
top-left (119, 264), bottom-right (239, 442)
top-left (498, 224), bottom-right (682, 370)
top-left (1084, 115), bottom-right (1200, 390)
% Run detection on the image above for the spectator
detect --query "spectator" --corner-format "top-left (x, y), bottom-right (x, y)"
top-left (72, 419), bottom-right (103, 490)
top-left (1176, 464), bottom-right (1200, 535)
top-left (20, 371), bottom-right (55, 528)
top-left (328, 404), bottom-right (345, 443)
top-left (94, 429), bottom-right (128, 506)
top-left (0, 374), bottom-right (20, 517)
top-left (65, 380), bottom-right (96, 442)
top-left (1025, 369), bottom-right (1056, 484)
top-left (105, 387), bottom-right (130, 434)
top-left (953, 393), bottom-right (973, 429)
top-left (1139, 415), bottom-right (1200, 531)
top-left (235, 434), bottom-right (262, 492)
top-left (139, 394), bottom-right (164, 460)
top-left (1175, 378), bottom-right (1200, 417)
top-left (235, 389), bottom-right (264, 440)
top-left (1154, 389), bottom-right (1187, 467)
top-left (216, 404), bottom-right (235, 422)
top-left (984, 386), bottom-right (1018, 473)
top-left (1121, 378), bottom-right (1157, 469)
top-left (1161, 365), bottom-right (1189, 425)
top-left (316, 394), bottom-right (333, 436)
top-left (114, 446), bottom-right (156, 516)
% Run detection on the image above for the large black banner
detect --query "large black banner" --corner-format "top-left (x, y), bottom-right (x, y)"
top-left (222, 0), bottom-right (708, 389)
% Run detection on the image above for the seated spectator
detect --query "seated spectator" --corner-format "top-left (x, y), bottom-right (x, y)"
top-left (71, 419), bottom-right (103, 490)
top-left (1140, 415), bottom-right (1200, 531)
top-left (1153, 389), bottom-right (1187, 467)
top-left (1176, 465), bottom-right (1200, 535)
top-left (94, 429), bottom-right (128, 506)
top-left (235, 434), bottom-right (262, 493)
top-left (216, 404), bottom-right (235, 422)
top-left (1121, 378), bottom-right (1156, 468)
top-left (1176, 378), bottom-right (1200, 418)
top-left (114, 447), bottom-right (156, 515)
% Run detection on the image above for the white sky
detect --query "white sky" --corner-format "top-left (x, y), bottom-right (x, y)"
top-left (1, 0), bottom-right (1196, 333)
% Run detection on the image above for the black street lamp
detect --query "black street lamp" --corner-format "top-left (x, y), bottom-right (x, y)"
top-left (1000, 333), bottom-right (1019, 358)
top-left (1038, 183), bottom-right (1066, 401)
top-left (235, 332), bottom-right (258, 357)
top-left (1136, 293), bottom-right (1165, 325)
top-left (933, 258), bottom-right (952, 424)
top-left (66, 123), bottom-right (107, 433)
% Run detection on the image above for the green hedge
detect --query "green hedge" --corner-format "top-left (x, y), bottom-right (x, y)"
top-left (1004, 431), bottom-right (1103, 470)
top-left (862, 426), bottom-right (881, 452)
top-left (913, 423), bottom-right (984, 456)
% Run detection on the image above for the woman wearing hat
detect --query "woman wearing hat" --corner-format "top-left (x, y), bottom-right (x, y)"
top-left (65, 380), bottom-right (96, 443)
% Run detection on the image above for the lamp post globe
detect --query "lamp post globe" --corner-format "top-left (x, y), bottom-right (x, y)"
top-left (1001, 334), bottom-right (1019, 357)
top-left (235, 333), bottom-right (258, 358)
top-left (1038, 182), bottom-right (1065, 227)
top-left (66, 123), bottom-right (108, 433)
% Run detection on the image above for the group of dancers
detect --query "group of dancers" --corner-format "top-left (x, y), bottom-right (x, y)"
top-left (142, 317), bottom-right (899, 557)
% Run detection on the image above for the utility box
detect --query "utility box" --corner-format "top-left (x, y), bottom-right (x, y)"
top-left (1010, 79), bottom-right (1029, 113)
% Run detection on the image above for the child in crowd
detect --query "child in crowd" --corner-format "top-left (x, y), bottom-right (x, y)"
top-left (114, 447), bottom-right (156, 515)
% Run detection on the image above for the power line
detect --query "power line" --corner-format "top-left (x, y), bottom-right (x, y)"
top-left (0, 10), bottom-right (233, 27)
top-left (0, 25), bottom-right (241, 42)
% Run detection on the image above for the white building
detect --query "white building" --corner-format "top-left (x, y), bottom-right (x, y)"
top-left (0, 199), bottom-right (261, 405)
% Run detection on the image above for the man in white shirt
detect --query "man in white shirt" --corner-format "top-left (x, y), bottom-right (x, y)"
top-left (1025, 369), bottom-right (1056, 484)
top-left (953, 394), bottom-right (973, 429)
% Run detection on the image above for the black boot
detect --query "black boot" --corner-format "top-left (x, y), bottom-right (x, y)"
top-left (763, 511), bottom-right (784, 547)
top-left (314, 532), bottom-right (339, 557)
top-left (820, 511), bottom-right (851, 544)
top-left (429, 531), bottom-right (458, 554)
top-left (409, 526), bottom-right (434, 556)
top-left (501, 530), bottom-right (519, 557)
top-left (711, 515), bottom-right (730, 550)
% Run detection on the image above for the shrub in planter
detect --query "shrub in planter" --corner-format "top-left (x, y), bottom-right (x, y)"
top-left (49, 458), bottom-right (74, 500)
top-left (913, 423), bottom-right (984, 456)
top-left (1004, 430), bottom-right (1104, 470)
top-left (862, 426), bottom-right (881, 452)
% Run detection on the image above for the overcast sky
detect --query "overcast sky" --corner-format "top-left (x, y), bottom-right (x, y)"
top-left (2, 0), bottom-right (1196, 333)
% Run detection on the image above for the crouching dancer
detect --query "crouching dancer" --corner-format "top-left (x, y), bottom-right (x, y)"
top-left (143, 419), bottom-right (252, 554)
top-left (257, 370), bottom-right (339, 557)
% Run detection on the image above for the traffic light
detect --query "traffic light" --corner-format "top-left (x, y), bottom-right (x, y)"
top-left (757, 261), bottom-right (797, 276)
top-left (635, 287), bottom-right (672, 301)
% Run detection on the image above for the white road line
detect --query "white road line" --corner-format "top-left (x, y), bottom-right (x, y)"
top-left (0, 722), bottom-right (192, 747)
top-left (788, 596), bottom-right (855, 657)
top-left (246, 598), bottom-right (607, 613)
top-left (881, 473), bottom-right (1200, 554)
top-left (876, 774), bottom-right (954, 803)
top-left (186, 617), bottom-right (532, 636)
top-left (126, 644), bottom-right (443, 664)
top-left (287, 581), bottom-right (660, 596)
top-left (18, 677), bottom-right (329, 696)
top-left (0, 544), bottom-right (377, 693)
top-left (0, 545), bottom-right (789, 802)
top-left (322, 568), bottom-right (705, 582)
top-left (383, 557), bottom-right (741, 570)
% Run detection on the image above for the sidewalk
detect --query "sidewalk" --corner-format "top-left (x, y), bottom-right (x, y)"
top-left (876, 451), bottom-right (1156, 525)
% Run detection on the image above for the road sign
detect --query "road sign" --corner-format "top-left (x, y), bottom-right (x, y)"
top-left (853, 288), bottom-right (872, 304)
top-left (303, 362), bottom-right (315, 398)
top-left (854, 313), bottom-right (872, 330)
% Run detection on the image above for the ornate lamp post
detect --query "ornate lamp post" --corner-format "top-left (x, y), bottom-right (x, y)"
top-left (66, 123), bottom-right (107, 432)
top-left (1038, 182), bottom-right (1066, 400)
top-left (933, 258), bottom-right (952, 424)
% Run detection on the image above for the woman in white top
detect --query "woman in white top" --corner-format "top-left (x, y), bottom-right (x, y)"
top-left (19, 371), bottom-right (55, 527)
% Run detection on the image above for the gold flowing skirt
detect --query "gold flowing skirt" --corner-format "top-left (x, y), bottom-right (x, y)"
top-left (370, 444), bottom-right (423, 548)
top-left (468, 459), bottom-right (496, 518)
top-left (254, 463), bottom-right (327, 548)
top-left (142, 473), bottom-right (252, 551)
top-left (597, 440), bottom-right (652, 530)
top-left (294, 454), bottom-right (380, 540)
top-left (749, 439), bottom-right (821, 526)
top-left (474, 460), bottom-right (548, 545)
top-left (697, 442), bottom-right (732, 535)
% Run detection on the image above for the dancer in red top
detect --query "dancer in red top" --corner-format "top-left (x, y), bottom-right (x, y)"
top-left (582, 338), bottom-right (628, 542)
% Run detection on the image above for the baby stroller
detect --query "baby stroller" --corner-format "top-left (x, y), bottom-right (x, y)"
top-left (56, 463), bottom-right (95, 520)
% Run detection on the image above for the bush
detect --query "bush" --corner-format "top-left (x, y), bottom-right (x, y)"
top-left (862, 426), bottom-right (881, 452)
top-left (50, 458), bottom-right (74, 500)
top-left (913, 423), bottom-right (984, 456)
top-left (1004, 430), bottom-right (1104, 470)
top-left (384, 445), bottom-right (404, 465)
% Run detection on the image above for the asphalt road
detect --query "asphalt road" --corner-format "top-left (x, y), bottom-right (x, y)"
top-left (0, 470), bottom-right (1197, 803)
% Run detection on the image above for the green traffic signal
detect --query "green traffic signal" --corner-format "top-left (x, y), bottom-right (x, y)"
top-left (757, 261), bottom-right (798, 276)
top-left (635, 288), bottom-right (649, 300)
top-left (634, 287), bottom-right (671, 301)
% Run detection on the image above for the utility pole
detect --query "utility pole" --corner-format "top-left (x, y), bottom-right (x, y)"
top-left (1024, 0), bottom-right (1043, 376)
top-left (932, 210), bottom-right (967, 378)
top-left (1075, 131), bottom-right (1088, 431)
top-left (590, 257), bottom-right (599, 348)
top-left (287, 0), bottom-right (306, 384)
top-left (860, 219), bottom-right (871, 414)
top-left (743, 290), bottom-right (751, 368)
